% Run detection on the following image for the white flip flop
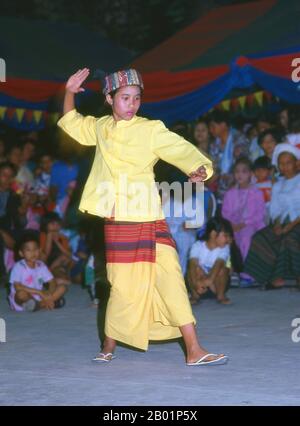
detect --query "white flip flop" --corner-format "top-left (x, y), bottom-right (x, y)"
top-left (186, 353), bottom-right (228, 366)
top-left (92, 352), bottom-right (116, 363)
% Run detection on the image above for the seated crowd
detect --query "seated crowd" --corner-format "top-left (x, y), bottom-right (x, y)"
top-left (0, 105), bottom-right (299, 311)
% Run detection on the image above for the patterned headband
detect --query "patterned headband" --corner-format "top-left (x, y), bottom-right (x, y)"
top-left (102, 69), bottom-right (144, 95)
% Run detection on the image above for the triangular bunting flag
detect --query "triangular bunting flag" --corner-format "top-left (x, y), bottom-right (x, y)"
top-left (33, 110), bottom-right (43, 124)
top-left (6, 107), bottom-right (15, 120)
top-left (221, 100), bottom-right (230, 111)
top-left (238, 96), bottom-right (246, 109)
top-left (15, 108), bottom-right (25, 122)
top-left (0, 106), bottom-right (7, 120)
top-left (254, 91), bottom-right (264, 107)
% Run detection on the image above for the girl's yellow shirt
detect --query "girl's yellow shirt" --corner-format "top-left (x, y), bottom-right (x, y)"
top-left (57, 109), bottom-right (213, 221)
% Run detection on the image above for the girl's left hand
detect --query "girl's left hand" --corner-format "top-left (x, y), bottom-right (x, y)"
top-left (188, 166), bottom-right (207, 182)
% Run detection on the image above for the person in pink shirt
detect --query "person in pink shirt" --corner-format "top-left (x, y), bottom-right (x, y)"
top-left (8, 231), bottom-right (67, 312)
top-left (222, 157), bottom-right (266, 286)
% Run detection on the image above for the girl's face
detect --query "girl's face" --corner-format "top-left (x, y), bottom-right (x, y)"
top-left (254, 168), bottom-right (270, 182)
top-left (47, 221), bottom-right (61, 233)
top-left (194, 122), bottom-right (209, 145)
top-left (278, 153), bottom-right (298, 179)
top-left (261, 134), bottom-right (277, 157)
top-left (279, 109), bottom-right (289, 129)
top-left (106, 85), bottom-right (141, 121)
top-left (215, 231), bottom-right (232, 248)
top-left (20, 241), bottom-right (40, 265)
top-left (234, 163), bottom-right (251, 186)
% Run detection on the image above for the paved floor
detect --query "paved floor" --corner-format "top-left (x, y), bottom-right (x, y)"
top-left (1, 283), bottom-right (300, 406)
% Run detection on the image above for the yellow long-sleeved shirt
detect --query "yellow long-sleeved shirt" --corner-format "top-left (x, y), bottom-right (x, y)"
top-left (57, 109), bottom-right (213, 221)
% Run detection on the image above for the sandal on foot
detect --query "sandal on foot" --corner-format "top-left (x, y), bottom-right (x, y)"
top-left (186, 353), bottom-right (228, 366)
top-left (92, 352), bottom-right (116, 363)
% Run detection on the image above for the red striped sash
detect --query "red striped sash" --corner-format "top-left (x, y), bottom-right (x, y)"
top-left (104, 219), bottom-right (176, 263)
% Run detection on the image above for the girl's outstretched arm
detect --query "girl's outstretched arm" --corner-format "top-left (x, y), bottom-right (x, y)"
top-left (63, 68), bottom-right (90, 114)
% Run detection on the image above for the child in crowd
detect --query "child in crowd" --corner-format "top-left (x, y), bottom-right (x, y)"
top-left (40, 212), bottom-right (72, 285)
top-left (187, 217), bottom-right (233, 305)
top-left (257, 128), bottom-right (282, 160)
top-left (222, 158), bottom-right (266, 286)
top-left (193, 119), bottom-right (211, 153)
top-left (253, 156), bottom-right (273, 217)
top-left (8, 231), bottom-right (67, 312)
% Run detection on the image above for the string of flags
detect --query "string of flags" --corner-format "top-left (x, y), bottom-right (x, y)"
top-left (0, 106), bottom-right (60, 126)
top-left (210, 90), bottom-right (279, 113)
top-left (0, 90), bottom-right (280, 127)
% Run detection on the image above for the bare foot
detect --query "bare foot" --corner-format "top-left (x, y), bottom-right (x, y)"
top-left (217, 297), bottom-right (232, 305)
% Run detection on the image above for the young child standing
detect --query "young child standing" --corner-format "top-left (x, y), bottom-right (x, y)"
top-left (8, 232), bottom-right (67, 312)
top-left (222, 158), bottom-right (266, 286)
top-left (187, 218), bottom-right (233, 305)
top-left (57, 67), bottom-right (228, 366)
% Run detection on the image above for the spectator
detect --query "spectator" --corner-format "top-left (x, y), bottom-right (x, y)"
top-left (193, 119), bottom-right (211, 153)
top-left (208, 110), bottom-right (249, 207)
top-left (222, 157), bottom-right (266, 287)
top-left (21, 139), bottom-right (36, 173)
top-left (187, 217), bottom-right (233, 305)
top-left (257, 128), bottom-right (282, 160)
top-left (253, 156), bottom-right (273, 215)
top-left (8, 231), bottom-right (67, 312)
top-left (244, 143), bottom-right (300, 289)
top-left (40, 212), bottom-right (72, 285)
top-left (0, 162), bottom-right (23, 276)
top-left (249, 115), bottom-right (273, 162)
top-left (7, 144), bottom-right (34, 194)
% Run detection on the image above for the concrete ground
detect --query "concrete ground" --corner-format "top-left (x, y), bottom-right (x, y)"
top-left (0, 283), bottom-right (300, 406)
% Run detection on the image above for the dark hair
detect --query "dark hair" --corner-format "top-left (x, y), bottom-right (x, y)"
top-left (233, 157), bottom-right (253, 172)
top-left (40, 212), bottom-right (62, 232)
top-left (200, 217), bottom-right (233, 242)
top-left (0, 161), bottom-right (17, 176)
top-left (208, 110), bottom-right (230, 126)
top-left (253, 155), bottom-right (272, 171)
top-left (258, 128), bottom-right (282, 146)
top-left (18, 230), bottom-right (40, 252)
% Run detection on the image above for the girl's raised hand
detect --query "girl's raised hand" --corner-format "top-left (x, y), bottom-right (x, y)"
top-left (66, 68), bottom-right (90, 93)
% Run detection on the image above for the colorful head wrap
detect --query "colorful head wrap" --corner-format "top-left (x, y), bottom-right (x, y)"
top-left (102, 69), bottom-right (144, 95)
top-left (272, 142), bottom-right (300, 167)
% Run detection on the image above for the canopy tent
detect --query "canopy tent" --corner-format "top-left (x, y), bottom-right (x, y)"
top-left (1, 0), bottom-right (300, 129)
top-left (0, 17), bottom-right (133, 130)
top-left (130, 0), bottom-right (300, 123)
